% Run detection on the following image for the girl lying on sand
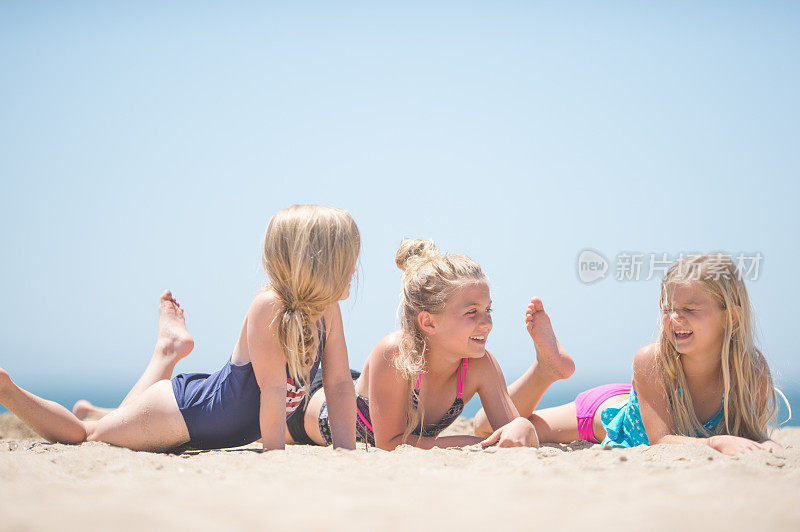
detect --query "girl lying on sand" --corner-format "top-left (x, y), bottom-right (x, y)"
top-left (0, 205), bottom-right (360, 452)
top-left (78, 238), bottom-right (540, 451)
top-left (283, 238), bottom-right (538, 450)
top-left (475, 254), bottom-right (784, 456)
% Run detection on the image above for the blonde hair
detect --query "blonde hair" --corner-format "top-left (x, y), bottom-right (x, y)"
top-left (394, 238), bottom-right (486, 442)
top-left (656, 254), bottom-right (778, 440)
top-left (262, 205), bottom-right (360, 384)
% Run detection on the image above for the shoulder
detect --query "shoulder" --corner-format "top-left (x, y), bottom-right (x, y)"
top-left (247, 290), bottom-right (284, 322)
top-left (365, 331), bottom-right (405, 385)
top-left (252, 290), bottom-right (284, 316)
top-left (464, 350), bottom-right (504, 390)
top-left (322, 302), bottom-right (343, 330)
top-left (323, 301), bottom-right (342, 319)
top-left (632, 343), bottom-right (665, 402)
top-left (319, 304), bottom-right (344, 353)
top-left (632, 343), bottom-right (658, 378)
top-left (370, 331), bottom-right (403, 366)
top-left (469, 350), bottom-right (500, 373)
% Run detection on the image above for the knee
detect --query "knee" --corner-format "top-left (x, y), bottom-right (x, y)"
top-left (0, 367), bottom-right (12, 394)
top-left (46, 423), bottom-right (88, 445)
top-left (83, 421), bottom-right (101, 443)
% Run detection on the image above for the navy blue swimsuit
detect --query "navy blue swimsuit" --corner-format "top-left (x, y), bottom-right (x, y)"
top-left (172, 326), bottom-right (325, 450)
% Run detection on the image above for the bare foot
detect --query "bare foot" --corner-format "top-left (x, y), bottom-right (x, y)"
top-left (525, 298), bottom-right (575, 380)
top-left (155, 290), bottom-right (194, 361)
top-left (72, 399), bottom-right (112, 421)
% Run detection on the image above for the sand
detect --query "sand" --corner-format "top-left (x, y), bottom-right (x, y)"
top-left (1, 413), bottom-right (799, 532)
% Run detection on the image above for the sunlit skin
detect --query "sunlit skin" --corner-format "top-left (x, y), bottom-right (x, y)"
top-left (654, 284), bottom-right (731, 429)
top-left (339, 278), bottom-right (535, 451)
top-left (661, 283), bottom-right (728, 365)
top-left (0, 284), bottom-right (360, 452)
top-left (420, 281), bottom-right (493, 368)
top-left (473, 296), bottom-right (576, 441)
top-left (476, 281), bottom-right (782, 456)
top-left (71, 264), bottom-right (360, 447)
top-left (73, 278), bottom-right (534, 451)
top-left (632, 281), bottom-right (781, 455)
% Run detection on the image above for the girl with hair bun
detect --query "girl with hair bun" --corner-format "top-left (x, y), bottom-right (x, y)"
top-left (285, 238), bottom-right (539, 450)
top-left (0, 205), bottom-right (360, 452)
top-left (475, 254), bottom-right (784, 456)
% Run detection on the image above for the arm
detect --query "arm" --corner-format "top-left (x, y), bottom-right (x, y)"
top-left (631, 345), bottom-right (674, 448)
top-left (656, 433), bottom-right (773, 455)
top-left (472, 351), bottom-right (537, 448)
top-left (472, 350), bottom-right (518, 437)
top-left (320, 304), bottom-right (356, 450)
top-left (389, 433), bottom-right (485, 450)
top-left (246, 294), bottom-right (291, 451)
top-left (473, 401), bottom-right (492, 437)
top-left (634, 345), bottom-right (772, 456)
top-left (366, 334), bottom-right (484, 450)
top-left (474, 343), bottom-right (571, 437)
top-left (367, 334), bottom-right (424, 451)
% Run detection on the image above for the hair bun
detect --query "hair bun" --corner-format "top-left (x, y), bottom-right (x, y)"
top-left (396, 238), bottom-right (440, 272)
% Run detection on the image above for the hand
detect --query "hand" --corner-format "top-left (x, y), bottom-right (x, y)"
top-left (759, 439), bottom-right (783, 452)
top-left (480, 417), bottom-right (538, 448)
top-left (708, 435), bottom-right (770, 456)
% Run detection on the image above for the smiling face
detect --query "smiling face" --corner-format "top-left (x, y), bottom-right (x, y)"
top-left (660, 282), bottom-right (728, 359)
top-left (424, 280), bottom-right (493, 360)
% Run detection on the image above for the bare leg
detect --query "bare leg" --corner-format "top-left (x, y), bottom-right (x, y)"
top-left (87, 380), bottom-right (190, 451)
top-left (118, 290), bottom-right (194, 408)
top-left (0, 368), bottom-right (189, 451)
top-left (474, 297), bottom-right (575, 436)
top-left (72, 401), bottom-right (114, 421)
top-left (0, 368), bottom-right (86, 443)
top-left (72, 290), bottom-right (193, 421)
top-left (528, 394), bottom-right (629, 444)
top-left (529, 403), bottom-right (579, 444)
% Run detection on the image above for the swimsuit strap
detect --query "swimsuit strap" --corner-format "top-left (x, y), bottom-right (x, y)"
top-left (414, 353), bottom-right (468, 397)
top-left (456, 358), bottom-right (468, 399)
top-left (704, 391), bottom-right (726, 430)
top-left (673, 387), bottom-right (726, 431)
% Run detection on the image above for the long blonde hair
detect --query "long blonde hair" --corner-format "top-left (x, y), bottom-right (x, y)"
top-left (262, 205), bottom-right (360, 384)
top-left (394, 238), bottom-right (486, 442)
top-left (656, 254), bottom-right (778, 440)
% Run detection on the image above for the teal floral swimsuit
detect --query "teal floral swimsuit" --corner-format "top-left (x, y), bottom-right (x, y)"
top-left (600, 388), bottom-right (724, 448)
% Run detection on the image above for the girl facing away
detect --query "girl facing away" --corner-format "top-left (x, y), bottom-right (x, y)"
top-left (474, 254), bottom-right (784, 456)
top-left (0, 205), bottom-right (361, 452)
top-left (280, 238), bottom-right (541, 450)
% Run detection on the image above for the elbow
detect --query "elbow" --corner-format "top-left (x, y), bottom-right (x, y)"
top-left (376, 439), bottom-right (401, 451)
top-left (261, 442), bottom-right (286, 452)
top-left (325, 379), bottom-right (356, 399)
top-left (651, 434), bottom-right (681, 446)
top-left (375, 435), bottom-right (404, 451)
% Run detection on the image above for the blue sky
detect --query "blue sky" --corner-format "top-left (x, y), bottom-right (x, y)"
top-left (1, 2), bottom-right (798, 420)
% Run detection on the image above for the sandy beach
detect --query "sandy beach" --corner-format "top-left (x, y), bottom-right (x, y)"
top-left (1, 413), bottom-right (798, 531)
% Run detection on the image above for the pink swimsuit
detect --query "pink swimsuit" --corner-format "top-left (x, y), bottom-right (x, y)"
top-left (574, 383), bottom-right (632, 443)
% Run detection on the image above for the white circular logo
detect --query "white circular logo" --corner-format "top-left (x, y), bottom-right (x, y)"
top-left (577, 249), bottom-right (608, 284)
